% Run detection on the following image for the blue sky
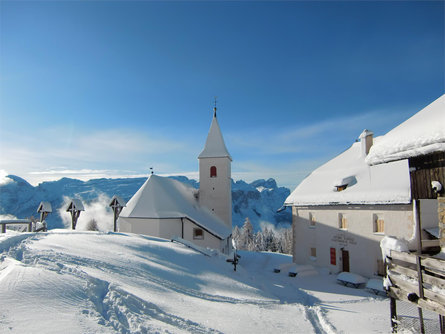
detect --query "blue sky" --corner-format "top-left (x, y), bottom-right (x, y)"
top-left (0, 1), bottom-right (444, 189)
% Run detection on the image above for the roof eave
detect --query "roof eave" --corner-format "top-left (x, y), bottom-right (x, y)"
top-left (286, 199), bottom-right (412, 207)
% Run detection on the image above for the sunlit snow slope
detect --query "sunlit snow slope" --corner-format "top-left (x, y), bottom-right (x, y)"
top-left (0, 231), bottom-right (389, 333)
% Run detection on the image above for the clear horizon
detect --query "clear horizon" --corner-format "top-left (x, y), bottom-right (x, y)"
top-left (1, 1), bottom-right (444, 190)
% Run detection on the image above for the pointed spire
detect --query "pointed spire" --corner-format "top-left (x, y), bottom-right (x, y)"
top-left (198, 104), bottom-right (232, 161)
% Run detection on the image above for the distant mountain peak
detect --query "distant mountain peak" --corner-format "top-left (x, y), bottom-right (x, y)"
top-left (0, 175), bottom-right (291, 231)
top-left (6, 175), bottom-right (32, 187)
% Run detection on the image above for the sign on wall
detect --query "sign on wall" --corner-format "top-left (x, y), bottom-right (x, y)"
top-left (331, 233), bottom-right (357, 247)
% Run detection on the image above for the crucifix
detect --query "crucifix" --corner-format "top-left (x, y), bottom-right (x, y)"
top-left (213, 96), bottom-right (217, 116)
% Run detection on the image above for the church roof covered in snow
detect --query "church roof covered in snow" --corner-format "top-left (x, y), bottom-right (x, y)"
top-left (285, 136), bottom-right (411, 206)
top-left (119, 175), bottom-right (231, 239)
top-left (366, 94), bottom-right (445, 165)
top-left (198, 113), bottom-right (232, 161)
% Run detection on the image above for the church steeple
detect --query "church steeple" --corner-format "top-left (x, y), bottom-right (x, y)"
top-left (198, 109), bottom-right (232, 161)
top-left (198, 103), bottom-right (232, 229)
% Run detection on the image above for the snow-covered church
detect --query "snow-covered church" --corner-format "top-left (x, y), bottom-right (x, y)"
top-left (118, 109), bottom-right (233, 254)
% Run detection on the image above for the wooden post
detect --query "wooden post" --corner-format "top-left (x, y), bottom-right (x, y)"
top-left (70, 209), bottom-right (81, 230)
top-left (28, 222), bottom-right (33, 232)
top-left (109, 197), bottom-right (125, 232)
top-left (440, 314), bottom-right (445, 334)
top-left (113, 207), bottom-right (118, 232)
top-left (71, 210), bottom-right (75, 230)
top-left (1, 224), bottom-right (5, 233)
top-left (414, 199), bottom-right (425, 334)
top-left (390, 297), bottom-right (398, 333)
top-left (110, 205), bottom-right (123, 232)
top-left (40, 211), bottom-right (48, 223)
top-left (417, 307), bottom-right (425, 334)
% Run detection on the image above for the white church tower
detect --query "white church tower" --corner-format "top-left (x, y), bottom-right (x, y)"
top-left (198, 105), bottom-right (232, 229)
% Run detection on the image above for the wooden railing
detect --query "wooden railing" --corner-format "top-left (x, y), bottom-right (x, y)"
top-left (388, 250), bottom-right (445, 316)
top-left (0, 220), bottom-right (33, 233)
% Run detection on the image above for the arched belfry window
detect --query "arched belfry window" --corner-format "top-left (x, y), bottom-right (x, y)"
top-left (210, 166), bottom-right (217, 178)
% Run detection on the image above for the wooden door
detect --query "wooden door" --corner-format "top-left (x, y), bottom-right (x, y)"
top-left (342, 250), bottom-right (350, 272)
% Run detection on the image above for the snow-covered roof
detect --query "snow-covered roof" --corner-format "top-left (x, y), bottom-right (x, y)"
top-left (109, 195), bottom-right (126, 208)
top-left (37, 201), bottom-right (52, 213)
top-left (285, 137), bottom-right (411, 206)
top-left (119, 174), bottom-right (231, 239)
top-left (66, 199), bottom-right (85, 211)
top-left (198, 113), bottom-right (232, 160)
top-left (366, 94), bottom-right (445, 165)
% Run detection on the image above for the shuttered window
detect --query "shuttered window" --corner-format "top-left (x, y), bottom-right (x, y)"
top-left (210, 166), bottom-right (217, 178)
top-left (309, 213), bottom-right (316, 227)
top-left (374, 214), bottom-right (384, 233)
top-left (339, 214), bottom-right (347, 229)
top-left (330, 248), bottom-right (336, 265)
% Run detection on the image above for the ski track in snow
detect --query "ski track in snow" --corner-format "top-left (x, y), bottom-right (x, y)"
top-left (0, 232), bottom-right (384, 333)
top-left (83, 277), bottom-right (222, 334)
top-left (1, 233), bottom-right (224, 333)
top-left (239, 252), bottom-right (339, 334)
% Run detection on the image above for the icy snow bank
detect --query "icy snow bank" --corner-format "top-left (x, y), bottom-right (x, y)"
top-left (380, 236), bottom-right (409, 289)
top-left (366, 278), bottom-right (385, 295)
top-left (380, 236), bottom-right (409, 261)
top-left (337, 272), bottom-right (367, 287)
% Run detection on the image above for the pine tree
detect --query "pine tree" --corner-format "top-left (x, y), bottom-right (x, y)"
top-left (86, 219), bottom-right (99, 231)
top-left (239, 218), bottom-right (254, 251)
top-left (263, 227), bottom-right (274, 251)
top-left (253, 231), bottom-right (265, 252)
top-left (231, 222), bottom-right (293, 254)
top-left (232, 225), bottom-right (241, 249)
top-left (282, 228), bottom-right (293, 255)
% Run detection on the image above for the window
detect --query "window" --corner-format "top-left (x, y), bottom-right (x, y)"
top-left (210, 166), bottom-right (217, 178)
top-left (310, 247), bottom-right (317, 258)
top-left (330, 248), bottom-right (336, 265)
top-left (193, 228), bottom-right (204, 240)
top-left (309, 213), bottom-right (316, 227)
top-left (374, 214), bottom-right (384, 233)
top-left (336, 185), bottom-right (347, 192)
top-left (339, 213), bottom-right (347, 229)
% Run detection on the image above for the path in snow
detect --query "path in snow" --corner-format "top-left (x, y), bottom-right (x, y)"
top-left (0, 231), bottom-right (390, 333)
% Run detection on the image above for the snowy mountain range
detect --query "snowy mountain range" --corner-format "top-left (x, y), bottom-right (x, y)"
top-left (0, 175), bottom-right (291, 231)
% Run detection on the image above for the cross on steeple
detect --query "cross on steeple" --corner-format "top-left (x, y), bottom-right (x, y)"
top-left (213, 96), bottom-right (217, 117)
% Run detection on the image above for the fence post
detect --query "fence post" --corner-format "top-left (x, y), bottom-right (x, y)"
top-left (415, 200), bottom-right (425, 334)
top-left (390, 297), bottom-right (398, 333)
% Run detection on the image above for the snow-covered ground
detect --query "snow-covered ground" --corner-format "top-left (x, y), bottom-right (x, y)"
top-left (0, 230), bottom-right (390, 333)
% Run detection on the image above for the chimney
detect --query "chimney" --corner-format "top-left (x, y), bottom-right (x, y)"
top-left (359, 129), bottom-right (373, 157)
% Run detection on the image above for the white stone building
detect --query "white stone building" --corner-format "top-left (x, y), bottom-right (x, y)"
top-left (118, 110), bottom-right (233, 253)
top-left (285, 129), bottom-right (438, 278)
